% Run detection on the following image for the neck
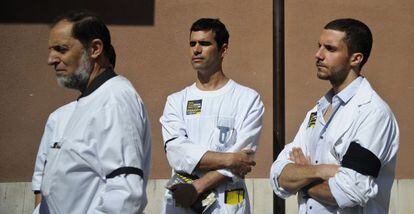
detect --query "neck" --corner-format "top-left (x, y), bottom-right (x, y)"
top-left (196, 69), bottom-right (229, 91)
top-left (86, 63), bottom-right (109, 88)
top-left (331, 69), bottom-right (359, 94)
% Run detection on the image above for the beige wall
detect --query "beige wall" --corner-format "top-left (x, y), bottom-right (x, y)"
top-left (0, 0), bottom-right (272, 181)
top-left (285, 0), bottom-right (414, 178)
top-left (1, 0), bottom-right (413, 182)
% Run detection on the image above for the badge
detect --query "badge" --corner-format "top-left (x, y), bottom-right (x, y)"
top-left (307, 112), bottom-right (317, 128)
top-left (186, 99), bottom-right (202, 115)
top-left (224, 188), bottom-right (245, 205)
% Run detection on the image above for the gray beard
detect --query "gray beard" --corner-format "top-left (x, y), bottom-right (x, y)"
top-left (57, 51), bottom-right (92, 90)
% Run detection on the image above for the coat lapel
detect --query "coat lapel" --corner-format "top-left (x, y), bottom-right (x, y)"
top-left (327, 78), bottom-right (374, 157)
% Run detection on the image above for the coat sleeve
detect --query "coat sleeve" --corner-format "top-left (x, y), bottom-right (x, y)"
top-left (328, 107), bottom-right (399, 208)
top-left (93, 97), bottom-right (151, 214)
top-left (159, 95), bottom-right (207, 174)
top-left (32, 114), bottom-right (56, 192)
top-left (216, 93), bottom-right (265, 178)
top-left (269, 110), bottom-right (313, 199)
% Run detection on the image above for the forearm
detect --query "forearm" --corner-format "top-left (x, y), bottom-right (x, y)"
top-left (196, 151), bottom-right (232, 171)
top-left (307, 181), bottom-right (338, 206)
top-left (278, 163), bottom-right (322, 193)
top-left (34, 193), bottom-right (42, 206)
top-left (192, 171), bottom-right (230, 194)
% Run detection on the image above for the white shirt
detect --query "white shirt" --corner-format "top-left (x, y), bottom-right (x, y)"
top-left (34, 73), bottom-right (151, 214)
top-left (32, 101), bottom-right (76, 192)
top-left (270, 77), bottom-right (399, 214)
top-left (160, 79), bottom-right (264, 214)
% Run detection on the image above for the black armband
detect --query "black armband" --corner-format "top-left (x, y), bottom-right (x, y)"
top-left (106, 167), bottom-right (143, 179)
top-left (341, 141), bottom-right (381, 177)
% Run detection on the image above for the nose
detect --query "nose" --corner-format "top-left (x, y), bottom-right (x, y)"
top-left (193, 43), bottom-right (202, 55)
top-left (315, 47), bottom-right (324, 60)
top-left (47, 51), bottom-right (60, 66)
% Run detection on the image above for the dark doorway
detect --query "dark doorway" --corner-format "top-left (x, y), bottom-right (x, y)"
top-left (0, 0), bottom-right (154, 25)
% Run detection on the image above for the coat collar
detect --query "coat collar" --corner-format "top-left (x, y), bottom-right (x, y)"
top-left (317, 76), bottom-right (367, 106)
top-left (78, 68), bottom-right (117, 100)
top-left (323, 77), bottom-right (375, 149)
top-left (353, 77), bottom-right (374, 107)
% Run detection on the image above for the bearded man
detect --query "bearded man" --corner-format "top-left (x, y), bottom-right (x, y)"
top-left (31, 10), bottom-right (151, 214)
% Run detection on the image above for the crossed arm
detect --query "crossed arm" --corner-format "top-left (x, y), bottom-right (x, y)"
top-left (273, 107), bottom-right (399, 209)
top-left (167, 149), bottom-right (256, 207)
top-left (278, 147), bottom-right (339, 206)
top-left (192, 149), bottom-right (256, 193)
top-left (161, 96), bottom-right (263, 207)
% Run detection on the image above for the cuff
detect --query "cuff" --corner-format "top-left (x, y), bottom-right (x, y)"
top-left (269, 159), bottom-right (294, 199)
top-left (216, 168), bottom-right (236, 179)
top-left (32, 180), bottom-right (41, 192)
top-left (185, 149), bottom-right (208, 174)
top-left (328, 177), bottom-right (354, 208)
top-left (216, 169), bottom-right (245, 183)
top-left (166, 138), bottom-right (208, 174)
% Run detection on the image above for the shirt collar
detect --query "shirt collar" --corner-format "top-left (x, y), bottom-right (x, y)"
top-left (335, 76), bottom-right (364, 104)
top-left (78, 68), bottom-right (117, 99)
top-left (318, 76), bottom-right (364, 106)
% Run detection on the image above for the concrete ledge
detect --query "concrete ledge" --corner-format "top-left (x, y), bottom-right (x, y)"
top-left (1, 179), bottom-right (412, 213)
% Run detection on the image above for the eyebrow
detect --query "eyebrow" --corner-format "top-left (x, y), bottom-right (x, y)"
top-left (49, 44), bottom-right (69, 48)
top-left (48, 44), bottom-right (71, 53)
top-left (189, 41), bottom-right (212, 46)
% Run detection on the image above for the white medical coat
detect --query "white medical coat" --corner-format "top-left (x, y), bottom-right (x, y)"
top-left (32, 101), bottom-right (76, 192)
top-left (160, 79), bottom-right (264, 214)
top-left (33, 75), bottom-right (151, 214)
top-left (270, 77), bottom-right (399, 214)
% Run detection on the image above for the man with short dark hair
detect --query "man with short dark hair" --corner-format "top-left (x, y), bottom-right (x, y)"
top-left (160, 18), bottom-right (264, 213)
top-left (270, 18), bottom-right (399, 213)
top-left (32, 11), bottom-right (151, 213)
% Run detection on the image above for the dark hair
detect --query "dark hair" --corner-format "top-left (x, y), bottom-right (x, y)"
top-left (52, 10), bottom-right (116, 68)
top-left (324, 18), bottom-right (372, 69)
top-left (190, 18), bottom-right (229, 50)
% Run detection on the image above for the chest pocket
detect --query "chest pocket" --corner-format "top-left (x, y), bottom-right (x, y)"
top-left (213, 117), bottom-right (237, 152)
top-left (41, 140), bottom-right (63, 197)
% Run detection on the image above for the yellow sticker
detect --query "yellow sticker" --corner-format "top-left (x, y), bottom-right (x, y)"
top-left (307, 112), bottom-right (317, 128)
top-left (176, 173), bottom-right (193, 184)
top-left (225, 189), bottom-right (245, 205)
top-left (186, 99), bottom-right (202, 115)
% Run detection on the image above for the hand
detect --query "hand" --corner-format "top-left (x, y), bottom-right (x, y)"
top-left (316, 164), bottom-right (340, 180)
top-left (228, 149), bottom-right (256, 178)
top-left (289, 147), bottom-right (310, 165)
top-left (167, 183), bottom-right (199, 208)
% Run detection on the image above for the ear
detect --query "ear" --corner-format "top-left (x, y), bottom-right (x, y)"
top-left (89, 39), bottom-right (104, 59)
top-left (350, 52), bottom-right (363, 68)
top-left (220, 43), bottom-right (228, 58)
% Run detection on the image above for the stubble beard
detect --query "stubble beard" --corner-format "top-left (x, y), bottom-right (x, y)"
top-left (317, 65), bottom-right (351, 87)
top-left (192, 59), bottom-right (222, 77)
top-left (57, 51), bottom-right (92, 90)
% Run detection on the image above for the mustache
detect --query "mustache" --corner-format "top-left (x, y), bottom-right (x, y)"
top-left (316, 61), bottom-right (325, 67)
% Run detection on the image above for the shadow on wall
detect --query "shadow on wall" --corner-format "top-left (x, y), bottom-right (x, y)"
top-left (0, 0), bottom-right (154, 25)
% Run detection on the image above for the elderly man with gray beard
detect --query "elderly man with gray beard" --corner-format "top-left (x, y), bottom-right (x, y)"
top-left (31, 10), bottom-right (151, 214)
